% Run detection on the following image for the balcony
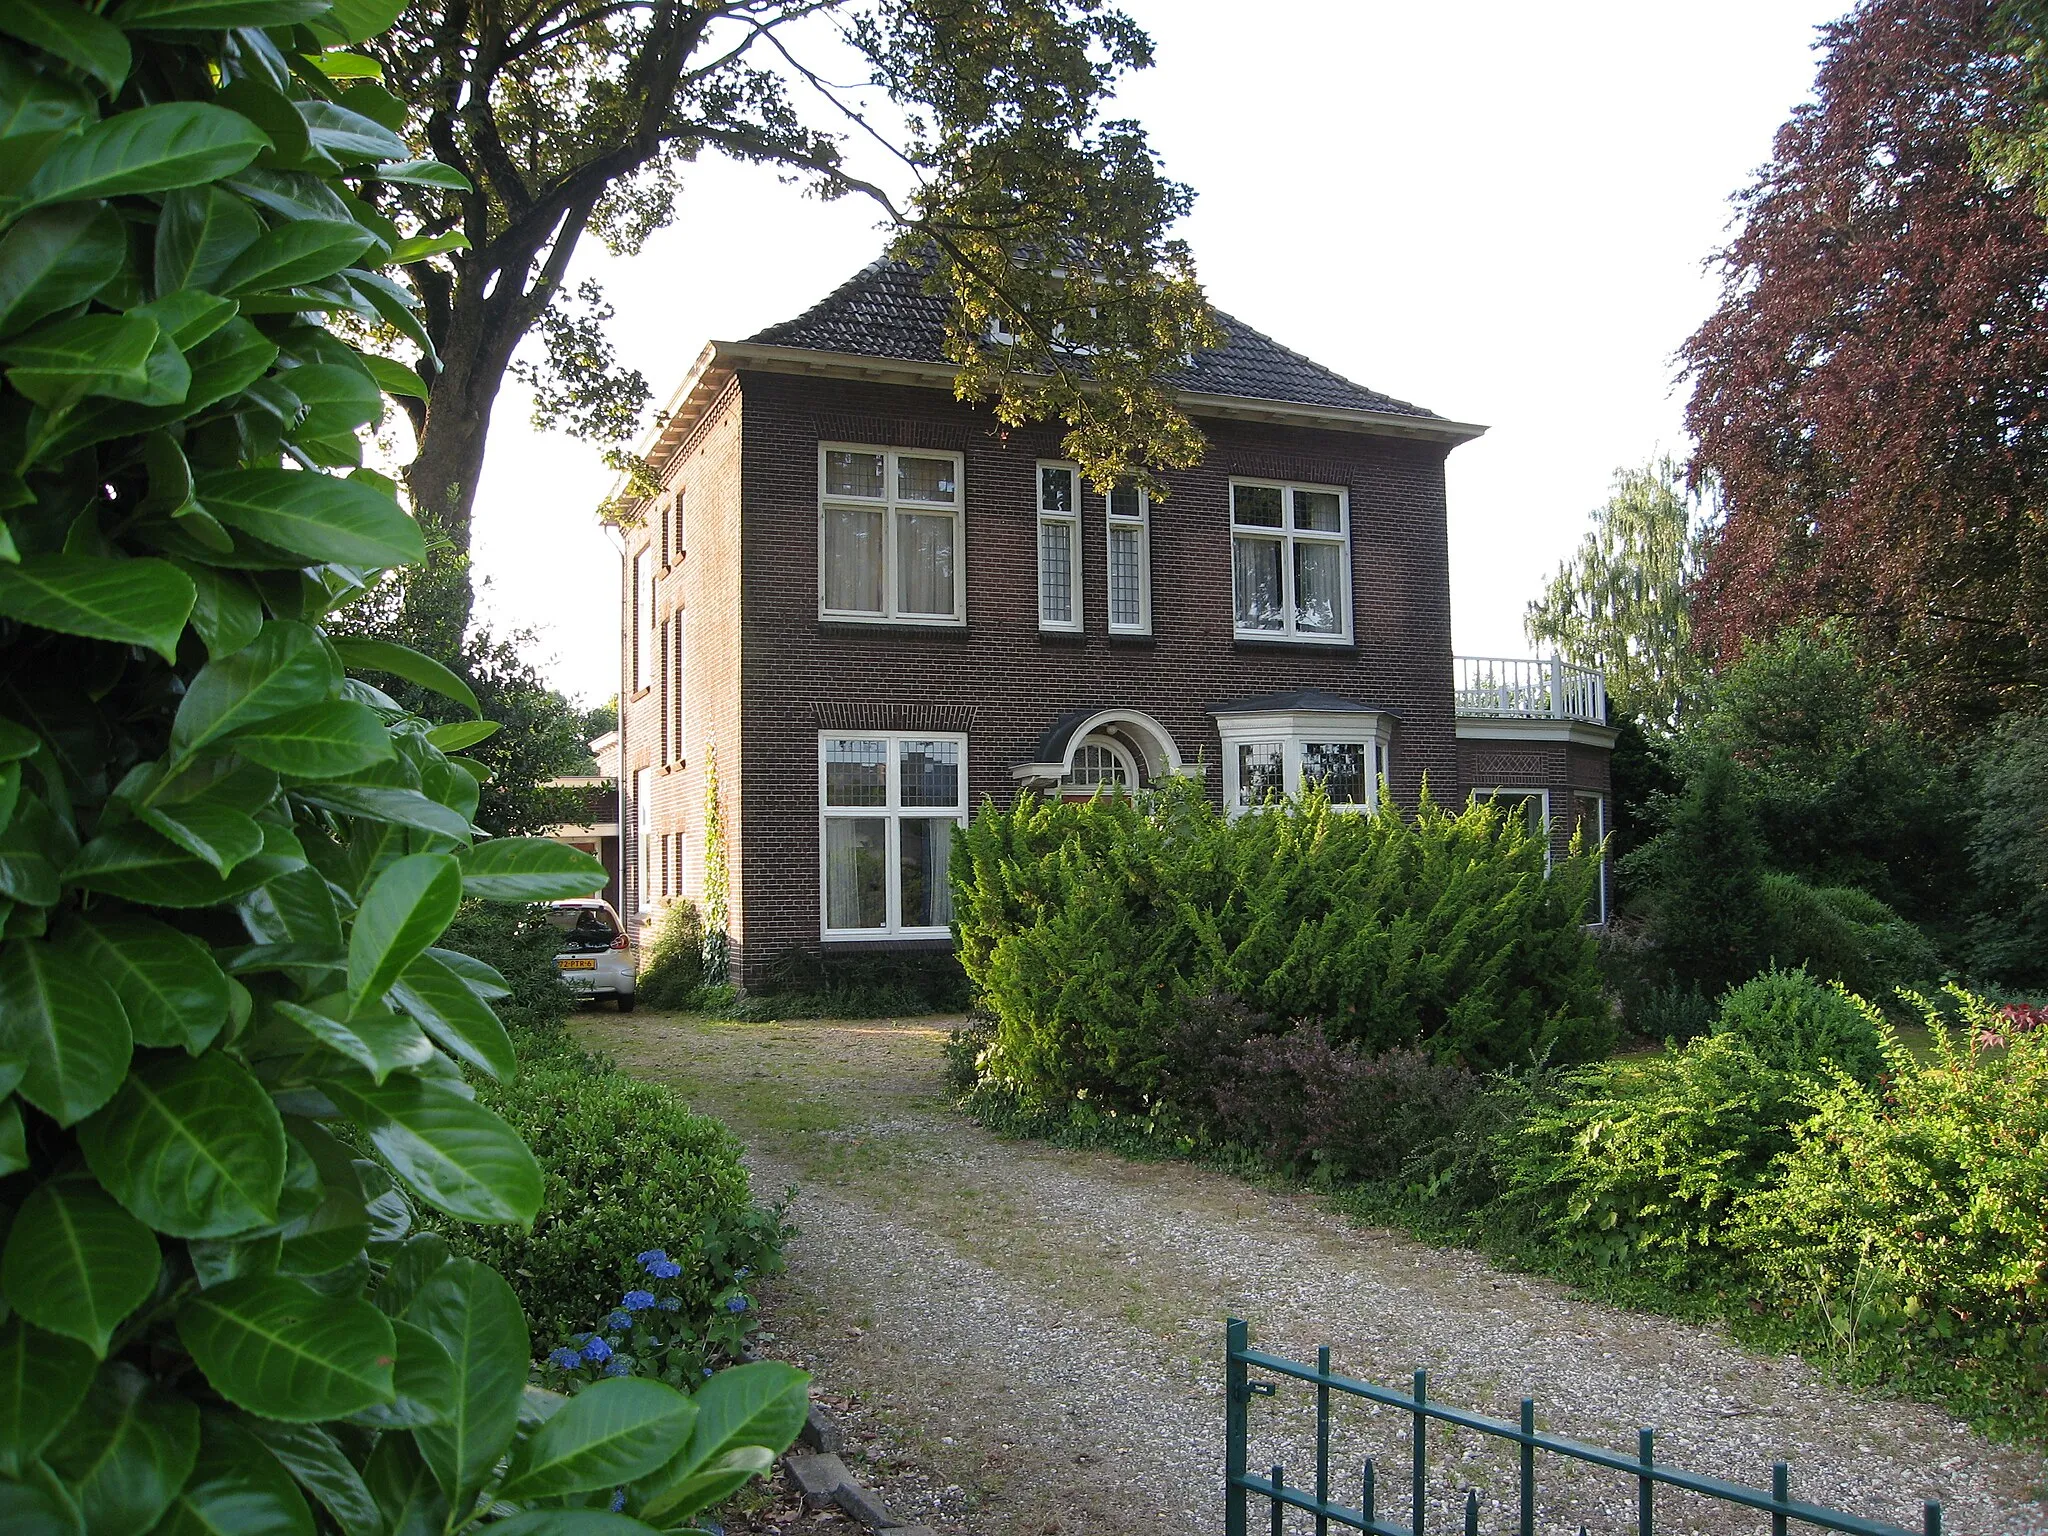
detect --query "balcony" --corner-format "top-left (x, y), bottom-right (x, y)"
top-left (1453, 656), bottom-right (1607, 725)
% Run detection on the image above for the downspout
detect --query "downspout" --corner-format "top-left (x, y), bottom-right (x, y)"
top-left (602, 520), bottom-right (628, 920)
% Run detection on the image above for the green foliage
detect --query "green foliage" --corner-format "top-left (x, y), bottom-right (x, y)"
top-left (446, 1045), bottom-right (783, 1350)
top-left (701, 745), bottom-right (729, 987)
top-left (954, 779), bottom-right (1611, 1111)
top-left (1498, 1035), bottom-right (1815, 1290)
top-left (1524, 453), bottom-right (1711, 733)
top-left (437, 900), bottom-right (574, 1031)
top-left (637, 899), bottom-right (704, 1010)
top-left (1733, 989), bottom-right (2048, 1434)
top-left (1757, 875), bottom-right (1942, 1001)
top-left (0, 6), bottom-right (795, 1528)
top-left (1711, 968), bottom-right (1885, 1082)
top-left (1964, 711), bottom-right (2048, 987)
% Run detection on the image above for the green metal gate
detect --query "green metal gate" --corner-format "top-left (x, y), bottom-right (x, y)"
top-left (1226, 1319), bottom-right (1942, 1536)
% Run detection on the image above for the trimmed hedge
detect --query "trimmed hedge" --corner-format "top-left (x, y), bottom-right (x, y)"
top-left (1710, 967), bottom-right (1884, 1081)
top-left (954, 779), bottom-right (1611, 1110)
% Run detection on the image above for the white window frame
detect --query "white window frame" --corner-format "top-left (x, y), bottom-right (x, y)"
top-left (1574, 790), bottom-right (1608, 924)
top-left (1488, 788), bottom-right (1552, 870)
top-left (1061, 733), bottom-right (1138, 793)
top-left (818, 443), bottom-right (966, 626)
top-left (1215, 711), bottom-right (1392, 814)
top-left (1228, 478), bottom-right (1352, 644)
top-left (817, 731), bottom-right (969, 940)
top-left (631, 546), bottom-right (654, 691)
top-left (1106, 485), bottom-right (1151, 635)
top-left (1036, 460), bottom-right (1082, 632)
top-left (634, 766), bottom-right (653, 915)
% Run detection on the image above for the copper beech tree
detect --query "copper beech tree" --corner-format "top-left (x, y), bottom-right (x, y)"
top-left (1682, 0), bottom-right (2048, 726)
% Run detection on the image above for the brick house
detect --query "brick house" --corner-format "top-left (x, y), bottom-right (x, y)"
top-left (611, 257), bottom-right (1615, 988)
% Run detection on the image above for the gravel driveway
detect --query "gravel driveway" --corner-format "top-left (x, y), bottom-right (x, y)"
top-left (579, 1013), bottom-right (2048, 1536)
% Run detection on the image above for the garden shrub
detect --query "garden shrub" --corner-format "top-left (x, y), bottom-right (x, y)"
top-left (439, 898), bottom-right (577, 1030)
top-left (1498, 1034), bottom-right (1816, 1289)
top-left (954, 780), bottom-right (1610, 1110)
top-left (638, 897), bottom-right (706, 1008)
top-left (1757, 874), bottom-right (1941, 1000)
top-left (1622, 751), bottom-right (1777, 997)
top-left (1733, 989), bottom-right (2048, 1434)
top-left (446, 1051), bottom-right (781, 1346)
top-left (1626, 981), bottom-right (1715, 1043)
top-left (1964, 711), bottom-right (2048, 989)
top-left (1711, 968), bottom-right (1885, 1082)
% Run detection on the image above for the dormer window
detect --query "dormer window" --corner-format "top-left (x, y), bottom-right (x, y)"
top-left (819, 445), bottom-right (964, 625)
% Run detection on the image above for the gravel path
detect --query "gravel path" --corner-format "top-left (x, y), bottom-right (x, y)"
top-left (580, 1013), bottom-right (2048, 1536)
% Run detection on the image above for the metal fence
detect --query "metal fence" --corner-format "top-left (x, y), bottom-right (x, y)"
top-left (1225, 1320), bottom-right (1941, 1536)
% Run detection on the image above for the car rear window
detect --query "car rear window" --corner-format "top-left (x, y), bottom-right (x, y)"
top-left (548, 907), bottom-right (617, 940)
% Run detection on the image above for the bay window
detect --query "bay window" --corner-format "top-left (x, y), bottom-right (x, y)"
top-left (819, 732), bottom-right (967, 937)
top-left (1230, 479), bottom-right (1350, 642)
top-left (820, 445), bottom-right (964, 624)
top-left (1037, 462), bottom-right (1081, 631)
top-left (1107, 485), bottom-right (1150, 633)
top-left (1214, 707), bottom-right (1392, 814)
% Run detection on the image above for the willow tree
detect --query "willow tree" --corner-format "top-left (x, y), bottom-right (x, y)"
top-left (1524, 454), bottom-right (1711, 734)
top-left (364, 0), bottom-right (1219, 639)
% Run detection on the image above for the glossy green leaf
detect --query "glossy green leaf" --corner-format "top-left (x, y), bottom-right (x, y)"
top-left (298, 783), bottom-right (472, 842)
top-left (0, 312), bottom-right (159, 410)
top-left (274, 998), bottom-right (432, 1083)
top-left (347, 1315), bottom-right (453, 1429)
top-left (313, 51), bottom-right (383, 80)
top-left (0, 0), bottom-right (131, 93)
top-left (638, 1361), bottom-right (808, 1523)
top-left (0, 1467), bottom-right (83, 1536)
top-left (404, 1258), bottom-right (527, 1507)
top-left (0, 554), bottom-right (195, 663)
top-left (0, 1317), bottom-right (96, 1477)
top-left (0, 1097), bottom-right (23, 1175)
top-left (501, 1377), bottom-right (695, 1501)
top-left (239, 860), bottom-right (341, 948)
top-left (228, 700), bottom-right (393, 778)
top-left (457, 837), bottom-right (607, 901)
top-left (238, 1419), bottom-right (380, 1536)
top-left (487, 1514), bottom-right (659, 1536)
top-left (423, 946), bottom-right (511, 1000)
top-left (220, 221), bottom-right (377, 298)
top-left (46, 1361), bottom-right (199, 1536)
top-left (139, 798), bottom-right (264, 876)
top-left (389, 950), bottom-right (515, 1080)
top-left (347, 851), bottom-right (460, 1008)
top-left (173, 620), bottom-right (339, 760)
top-left (178, 1274), bottom-right (395, 1422)
top-left (420, 719), bottom-right (498, 754)
top-left (115, 0), bottom-right (333, 29)
top-left (344, 270), bottom-right (435, 365)
top-left (23, 104), bottom-right (265, 208)
top-left (331, 638), bottom-right (480, 716)
top-left (370, 1231), bottom-right (448, 1319)
top-left (80, 1050), bottom-right (285, 1238)
top-left (385, 232), bottom-right (468, 264)
top-left (362, 1433), bottom-right (443, 1536)
top-left (56, 915), bottom-right (229, 1053)
top-left (296, 99), bottom-right (407, 165)
top-left (199, 469), bottom-right (424, 569)
top-left (186, 1233), bottom-right (280, 1290)
top-left (0, 791), bottom-right (64, 907)
top-left (0, 1178), bottom-right (159, 1356)
top-left (305, 0), bottom-right (406, 46)
top-left (322, 1071), bottom-right (541, 1224)
top-left (155, 1412), bottom-right (314, 1536)
top-left (153, 185), bottom-right (263, 295)
top-left (0, 719), bottom-right (38, 762)
top-left (372, 159), bottom-right (471, 192)
top-left (0, 935), bottom-right (131, 1125)
top-left (0, 204), bottom-right (126, 339)
top-left (66, 817), bottom-right (306, 907)
top-left (173, 562), bottom-right (265, 660)
top-left (636, 1446), bottom-right (774, 1526)
top-left (358, 352), bottom-right (427, 400)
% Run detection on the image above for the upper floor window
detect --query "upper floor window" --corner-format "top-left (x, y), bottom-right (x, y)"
top-left (1230, 479), bottom-right (1350, 642)
top-left (820, 445), bottom-right (964, 624)
top-left (1037, 462), bottom-right (1081, 631)
top-left (631, 546), bottom-right (654, 691)
top-left (1107, 486), bottom-right (1150, 634)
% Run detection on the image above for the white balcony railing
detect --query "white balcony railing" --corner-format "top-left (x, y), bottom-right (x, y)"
top-left (1453, 656), bottom-right (1607, 724)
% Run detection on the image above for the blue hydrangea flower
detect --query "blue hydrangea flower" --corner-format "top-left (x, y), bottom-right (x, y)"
top-left (548, 1347), bottom-right (582, 1369)
top-left (637, 1249), bottom-right (670, 1271)
top-left (622, 1289), bottom-right (657, 1311)
top-left (604, 1357), bottom-right (632, 1377)
top-left (648, 1257), bottom-right (682, 1279)
top-left (581, 1336), bottom-right (613, 1363)
top-left (703, 1367), bottom-right (714, 1378)
top-left (610, 1489), bottom-right (626, 1513)
top-left (724, 1295), bottom-right (748, 1315)
top-left (735, 1268), bottom-right (751, 1281)
top-left (605, 1309), bottom-right (634, 1331)
top-left (659, 1296), bottom-right (682, 1312)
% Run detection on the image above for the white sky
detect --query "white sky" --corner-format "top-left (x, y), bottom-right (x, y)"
top-left (462, 0), bottom-right (1845, 707)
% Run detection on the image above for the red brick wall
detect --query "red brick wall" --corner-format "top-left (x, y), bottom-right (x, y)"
top-left (726, 369), bottom-right (1465, 983)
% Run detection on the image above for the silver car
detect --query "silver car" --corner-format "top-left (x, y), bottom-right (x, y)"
top-left (547, 899), bottom-right (637, 1011)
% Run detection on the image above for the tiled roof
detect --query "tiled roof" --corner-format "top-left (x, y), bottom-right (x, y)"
top-left (744, 257), bottom-right (1441, 420)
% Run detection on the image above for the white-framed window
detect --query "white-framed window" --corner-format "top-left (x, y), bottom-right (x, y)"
top-left (1230, 479), bottom-right (1350, 642)
top-left (634, 766), bottom-right (653, 913)
top-left (1061, 733), bottom-right (1136, 793)
top-left (1106, 485), bottom-right (1150, 634)
top-left (631, 547), bottom-right (654, 691)
top-left (818, 732), bottom-right (967, 938)
top-left (819, 445), bottom-right (964, 624)
top-left (668, 610), bottom-right (686, 763)
top-left (1215, 711), bottom-right (1391, 814)
top-left (1036, 461), bottom-right (1081, 631)
top-left (1574, 791), bottom-right (1608, 924)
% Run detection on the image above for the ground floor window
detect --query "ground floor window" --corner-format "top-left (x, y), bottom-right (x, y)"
top-left (1218, 722), bottom-right (1389, 813)
top-left (819, 732), bottom-right (967, 938)
top-left (1061, 733), bottom-right (1136, 793)
top-left (634, 766), bottom-right (652, 914)
top-left (1574, 791), bottom-right (1607, 923)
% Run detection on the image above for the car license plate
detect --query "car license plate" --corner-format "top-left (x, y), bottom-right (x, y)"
top-left (558, 958), bottom-right (596, 971)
